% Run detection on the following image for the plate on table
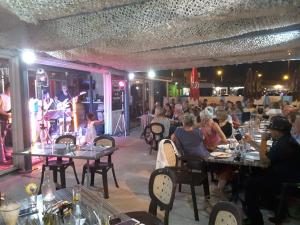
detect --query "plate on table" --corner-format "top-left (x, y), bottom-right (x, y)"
top-left (210, 152), bottom-right (232, 158)
top-left (217, 144), bottom-right (229, 150)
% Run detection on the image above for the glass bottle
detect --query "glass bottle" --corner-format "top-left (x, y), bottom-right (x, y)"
top-left (42, 167), bottom-right (56, 204)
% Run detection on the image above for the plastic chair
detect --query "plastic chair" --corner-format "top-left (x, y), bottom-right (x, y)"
top-left (39, 135), bottom-right (79, 193)
top-left (81, 135), bottom-right (119, 199)
top-left (209, 201), bottom-right (242, 225)
top-left (162, 139), bottom-right (210, 221)
top-left (149, 123), bottom-right (164, 154)
top-left (126, 168), bottom-right (177, 225)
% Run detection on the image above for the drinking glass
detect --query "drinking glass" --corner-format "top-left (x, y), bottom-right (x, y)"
top-left (0, 202), bottom-right (20, 225)
top-left (72, 185), bottom-right (81, 204)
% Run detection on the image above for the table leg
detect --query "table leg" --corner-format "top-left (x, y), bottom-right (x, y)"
top-left (86, 159), bottom-right (90, 187)
top-left (0, 124), bottom-right (7, 163)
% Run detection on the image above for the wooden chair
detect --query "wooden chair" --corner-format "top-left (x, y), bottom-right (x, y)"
top-left (162, 139), bottom-right (210, 221)
top-left (39, 135), bottom-right (79, 193)
top-left (81, 135), bottom-right (119, 199)
top-left (209, 201), bottom-right (242, 225)
top-left (126, 168), bottom-right (177, 225)
top-left (149, 123), bottom-right (164, 154)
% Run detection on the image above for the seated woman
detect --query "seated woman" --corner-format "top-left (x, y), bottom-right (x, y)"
top-left (169, 104), bottom-right (184, 135)
top-left (199, 106), bottom-right (228, 151)
top-left (171, 113), bottom-right (209, 159)
top-left (216, 110), bottom-right (233, 138)
top-left (151, 107), bottom-right (170, 138)
top-left (200, 107), bottom-right (233, 196)
top-left (164, 103), bottom-right (173, 119)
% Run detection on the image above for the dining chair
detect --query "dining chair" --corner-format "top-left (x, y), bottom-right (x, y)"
top-left (142, 124), bottom-right (152, 145)
top-left (39, 134), bottom-right (79, 193)
top-left (126, 168), bottom-right (177, 225)
top-left (208, 201), bottom-right (242, 225)
top-left (149, 123), bottom-right (164, 154)
top-left (81, 135), bottom-right (119, 199)
top-left (269, 182), bottom-right (300, 224)
top-left (162, 139), bottom-right (210, 221)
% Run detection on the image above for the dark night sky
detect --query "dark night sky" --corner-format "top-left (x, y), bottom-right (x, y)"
top-left (157, 60), bottom-right (300, 87)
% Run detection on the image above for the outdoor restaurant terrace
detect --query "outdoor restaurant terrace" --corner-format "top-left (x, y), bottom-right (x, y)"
top-left (0, 0), bottom-right (300, 225)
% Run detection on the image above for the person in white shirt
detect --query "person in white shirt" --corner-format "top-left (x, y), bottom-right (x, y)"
top-left (0, 83), bottom-right (11, 122)
top-left (84, 112), bottom-right (104, 144)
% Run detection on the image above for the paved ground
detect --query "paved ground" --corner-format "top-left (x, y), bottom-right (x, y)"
top-left (0, 128), bottom-right (299, 225)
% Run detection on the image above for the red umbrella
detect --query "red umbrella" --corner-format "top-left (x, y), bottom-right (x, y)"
top-left (190, 67), bottom-right (200, 100)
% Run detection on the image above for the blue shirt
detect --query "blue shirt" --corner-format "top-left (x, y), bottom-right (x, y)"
top-left (174, 127), bottom-right (209, 159)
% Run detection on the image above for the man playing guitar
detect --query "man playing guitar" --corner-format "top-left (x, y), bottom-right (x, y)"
top-left (55, 84), bottom-right (72, 134)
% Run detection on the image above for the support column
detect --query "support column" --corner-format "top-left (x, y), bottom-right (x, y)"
top-left (103, 73), bottom-right (112, 134)
top-left (124, 79), bottom-right (130, 134)
top-left (148, 80), bottom-right (154, 112)
top-left (11, 57), bottom-right (31, 170)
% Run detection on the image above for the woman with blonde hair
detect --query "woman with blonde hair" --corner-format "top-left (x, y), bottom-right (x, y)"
top-left (216, 109), bottom-right (233, 138)
top-left (200, 107), bottom-right (231, 197)
top-left (200, 106), bottom-right (227, 151)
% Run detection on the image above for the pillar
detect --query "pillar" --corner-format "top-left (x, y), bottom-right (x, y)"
top-left (103, 72), bottom-right (112, 134)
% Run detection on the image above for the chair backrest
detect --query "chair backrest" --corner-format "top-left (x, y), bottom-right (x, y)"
top-left (150, 123), bottom-right (164, 135)
top-left (209, 201), bottom-right (242, 225)
top-left (148, 168), bottom-right (176, 225)
top-left (143, 124), bottom-right (152, 145)
top-left (162, 140), bottom-right (178, 167)
top-left (93, 135), bottom-right (115, 147)
top-left (55, 135), bottom-right (76, 145)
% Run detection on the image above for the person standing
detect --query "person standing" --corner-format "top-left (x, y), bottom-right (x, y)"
top-left (0, 83), bottom-right (11, 161)
top-left (0, 83), bottom-right (11, 125)
top-left (55, 84), bottom-right (72, 133)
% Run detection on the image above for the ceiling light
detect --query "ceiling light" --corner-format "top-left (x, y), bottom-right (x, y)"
top-left (148, 70), bottom-right (156, 79)
top-left (283, 74), bottom-right (289, 80)
top-left (216, 70), bottom-right (223, 76)
top-left (21, 49), bottom-right (36, 64)
top-left (128, 72), bottom-right (135, 80)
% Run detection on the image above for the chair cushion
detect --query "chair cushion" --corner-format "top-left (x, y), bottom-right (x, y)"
top-left (126, 211), bottom-right (163, 225)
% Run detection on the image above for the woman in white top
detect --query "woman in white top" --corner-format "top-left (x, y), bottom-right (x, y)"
top-left (84, 112), bottom-right (103, 144)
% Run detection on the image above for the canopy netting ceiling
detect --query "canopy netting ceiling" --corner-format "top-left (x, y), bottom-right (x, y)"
top-left (0, 0), bottom-right (300, 71)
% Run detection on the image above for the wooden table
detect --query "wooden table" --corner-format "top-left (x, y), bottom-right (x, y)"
top-left (14, 144), bottom-right (116, 197)
top-left (0, 187), bottom-right (130, 225)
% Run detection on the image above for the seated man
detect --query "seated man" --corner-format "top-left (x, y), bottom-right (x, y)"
top-left (244, 116), bottom-right (300, 225)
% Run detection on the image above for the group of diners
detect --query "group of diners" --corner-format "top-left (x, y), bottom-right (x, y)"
top-left (150, 98), bottom-right (300, 225)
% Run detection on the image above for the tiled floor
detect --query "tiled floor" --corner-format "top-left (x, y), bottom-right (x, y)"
top-left (0, 128), bottom-right (299, 225)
